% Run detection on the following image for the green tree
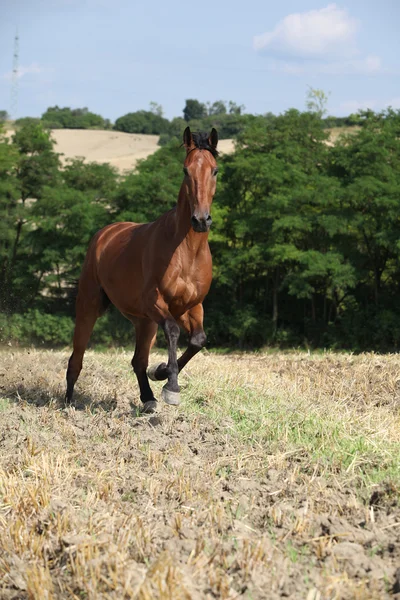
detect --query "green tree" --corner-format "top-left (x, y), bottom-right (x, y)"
top-left (0, 123), bottom-right (19, 310)
top-left (29, 186), bottom-right (109, 300)
top-left (306, 87), bottom-right (330, 118)
top-left (207, 100), bottom-right (227, 116)
top-left (26, 159), bottom-right (117, 305)
top-left (15, 117), bottom-right (41, 128)
top-left (112, 139), bottom-right (184, 223)
top-left (213, 109), bottom-right (353, 345)
top-left (158, 117), bottom-right (186, 146)
top-left (41, 106), bottom-right (107, 129)
top-left (0, 123), bottom-right (61, 311)
top-left (12, 122), bottom-right (60, 203)
top-left (149, 102), bottom-right (164, 117)
top-left (229, 101), bottom-right (245, 115)
top-left (114, 110), bottom-right (169, 134)
top-left (329, 109), bottom-right (400, 307)
top-left (63, 158), bottom-right (118, 199)
top-left (183, 99), bottom-right (207, 122)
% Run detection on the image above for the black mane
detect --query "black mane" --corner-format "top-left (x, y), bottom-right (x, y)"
top-left (191, 131), bottom-right (219, 157)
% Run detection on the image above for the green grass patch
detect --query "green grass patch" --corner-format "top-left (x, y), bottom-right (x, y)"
top-left (0, 397), bottom-right (10, 411)
top-left (182, 379), bottom-right (400, 487)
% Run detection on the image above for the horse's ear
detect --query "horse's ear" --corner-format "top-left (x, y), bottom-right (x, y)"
top-left (208, 128), bottom-right (218, 150)
top-left (183, 126), bottom-right (193, 149)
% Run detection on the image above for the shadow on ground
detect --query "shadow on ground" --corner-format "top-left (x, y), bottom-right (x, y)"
top-left (0, 381), bottom-right (119, 413)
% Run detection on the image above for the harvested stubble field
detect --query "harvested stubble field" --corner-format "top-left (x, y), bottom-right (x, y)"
top-left (0, 349), bottom-right (400, 600)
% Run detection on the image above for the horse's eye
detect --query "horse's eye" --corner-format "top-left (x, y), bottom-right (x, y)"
top-left (213, 168), bottom-right (219, 176)
top-left (183, 167), bottom-right (189, 176)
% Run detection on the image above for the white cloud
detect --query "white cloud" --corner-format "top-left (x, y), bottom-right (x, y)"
top-left (254, 4), bottom-right (358, 58)
top-left (3, 63), bottom-right (47, 80)
top-left (254, 4), bottom-right (382, 76)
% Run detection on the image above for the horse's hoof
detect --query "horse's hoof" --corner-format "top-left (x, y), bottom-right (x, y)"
top-left (161, 386), bottom-right (180, 406)
top-left (147, 363), bottom-right (165, 381)
top-left (141, 400), bottom-right (159, 414)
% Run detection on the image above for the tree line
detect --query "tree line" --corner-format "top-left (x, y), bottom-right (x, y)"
top-left (3, 95), bottom-right (358, 144)
top-left (1, 106), bottom-right (400, 351)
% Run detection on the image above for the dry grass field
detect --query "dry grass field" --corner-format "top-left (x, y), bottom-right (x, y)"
top-left (4, 128), bottom-right (236, 172)
top-left (51, 131), bottom-right (236, 172)
top-left (1, 348), bottom-right (400, 599)
top-left (52, 130), bottom-right (160, 172)
top-left (4, 126), bottom-right (351, 172)
top-left (324, 127), bottom-right (361, 146)
top-left (45, 129), bottom-right (355, 169)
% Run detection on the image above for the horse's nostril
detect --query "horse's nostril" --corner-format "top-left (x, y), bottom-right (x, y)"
top-left (191, 214), bottom-right (211, 232)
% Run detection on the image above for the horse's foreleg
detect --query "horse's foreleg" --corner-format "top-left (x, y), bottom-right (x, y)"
top-left (159, 317), bottom-right (181, 405)
top-left (148, 304), bottom-right (206, 380)
top-left (177, 304), bottom-right (206, 372)
top-left (131, 318), bottom-right (158, 413)
top-left (146, 294), bottom-right (181, 406)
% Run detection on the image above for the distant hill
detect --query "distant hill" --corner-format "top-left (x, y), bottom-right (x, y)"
top-left (4, 127), bottom-right (356, 172)
top-left (51, 130), bottom-right (235, 172)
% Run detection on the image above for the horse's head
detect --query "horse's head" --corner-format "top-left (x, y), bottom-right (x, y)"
top-left (182, 126), bottom-right (219, 233)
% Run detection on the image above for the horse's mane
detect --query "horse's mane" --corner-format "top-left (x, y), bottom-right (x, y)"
top-left (191, 132), bottom-right (219, 157)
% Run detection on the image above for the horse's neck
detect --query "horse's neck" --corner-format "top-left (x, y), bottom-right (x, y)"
top-left (174, 187), bottom-right (208, 253)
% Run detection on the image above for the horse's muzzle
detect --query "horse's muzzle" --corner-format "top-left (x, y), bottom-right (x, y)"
top-left (191, 213), bottom-right (212, 233)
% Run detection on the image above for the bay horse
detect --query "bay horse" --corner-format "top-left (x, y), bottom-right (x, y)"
top-left (66, 127), bottom-right (219, 413)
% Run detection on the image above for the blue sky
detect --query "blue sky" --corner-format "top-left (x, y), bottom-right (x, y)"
top-left (0, 0), bottom-right (399, 121)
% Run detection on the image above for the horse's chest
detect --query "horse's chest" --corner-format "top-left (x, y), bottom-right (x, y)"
top-left (174, 278), bottom-right (198, 303)
top-left (163, 273), bottom-right (209, 314)
top-left (160, 249), bottom-right (212, 313)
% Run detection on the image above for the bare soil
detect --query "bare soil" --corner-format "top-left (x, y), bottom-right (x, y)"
top-left (0, 349), bottom-right (399, 599)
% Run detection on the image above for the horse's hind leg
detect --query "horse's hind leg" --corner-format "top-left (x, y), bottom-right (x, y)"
top-left (131, 318), bottom-right (158, 413)
top-left (66, 286), bottom-right (109, 404)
